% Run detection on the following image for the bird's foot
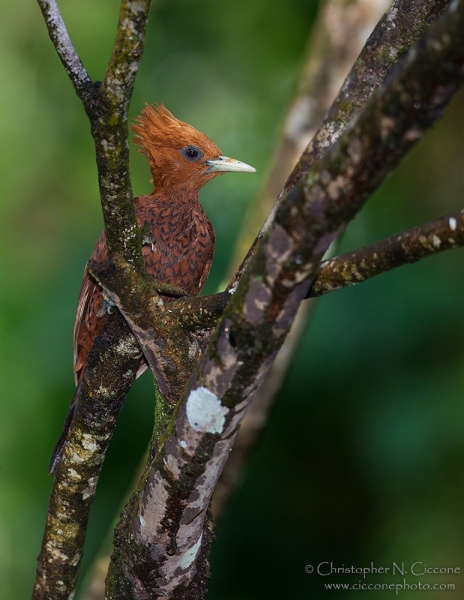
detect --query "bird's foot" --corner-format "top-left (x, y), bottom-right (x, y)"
top-left (97, 294), bottom-right (115, 317)
top-left (141, 220), bottom-right (156, 252)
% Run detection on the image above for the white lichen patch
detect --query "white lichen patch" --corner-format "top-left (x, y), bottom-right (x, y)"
top-left (179, 535), bottom-right (202, 570)
top-left (186, 387), bottom-right (229, 434)
top-left (419, 235), bottom-right (429, 247)
top-left (70, 552), bottom-right (81, 567)
top-left (82, 476), bottom-right (98, 500)
top-left (115, 336), bottom-right (137, 355)
top-left (188, 339), bottom-right (200, 359)
top-left (165, 453), bottom-right (179, 473)
top-left (45, 541), bottom-right (69, 562)
top-left (136, 470), bottom-right (170, 543)
top-left (449, 217), bottom-right (457, 231)
top-left (81, 435), bottom-right (100, 452)
top-left (387, 6), bottom-right (398, 22)
top-left (432, 235), bottom-right (441, 249)
top-left (69, 452), bottom-right (85, 465)
top-left (67, 468), bottom-right (81, 481)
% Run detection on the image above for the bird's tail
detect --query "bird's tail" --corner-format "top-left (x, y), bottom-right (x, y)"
top-left (48, 378), bottom-right (83, 475)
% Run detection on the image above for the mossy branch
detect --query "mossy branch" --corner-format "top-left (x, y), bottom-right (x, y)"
top-left (311, 210), bottom-right (464, 296)
top-left (229, 0), bottom-right (453, 291)
top-left (36, 0), bottom-right (95, 109)
top-left (33, 1), bottom-right (152, 598)
top-left (35, 0), bottom-right (464, 598)
top-left (33, 312), bottom-right (142, 600)
top-left (93, 0), bottom-right (152, 268)
top-left (106, 3), bottom-right (464, 597)
top-left (37, 0), bottom-right (152, 269)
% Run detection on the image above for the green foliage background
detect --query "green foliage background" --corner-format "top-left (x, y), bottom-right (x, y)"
top-left (1, 0), bottom-right (464, 598)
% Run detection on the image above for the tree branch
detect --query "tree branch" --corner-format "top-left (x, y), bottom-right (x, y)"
top-left (229, 0), bottom-right (452, 291)
top-left (37, 0), bottom-right (152, 268)
top-left (284, 0), bottom-right (453, 194)
top-left (215, 0), bottom-right (452, 518)
top-left (227, 0), bottom-right (392, 278)
top-left (311, 209), bottom-right (464, 296)
top-left (92, 0), bottom-right (152, 268)
top-left (34, 1), bottom-right (152, 598)
top-left (102, 0), bottom-right (151, 111)
top-left (107, 3), bottom-right (464, 596)
top-left (36, 0), bottom-right (95, 109)
top-left (33, 312), bottom-right (142, 600)
top-left (91, 0), bottom-right (152, 269)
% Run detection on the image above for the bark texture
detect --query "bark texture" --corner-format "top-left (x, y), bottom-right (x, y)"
top-left (105, 3), bottom-right (464, 597)
top-left (35, 0), bottom-right (464, 598)
top-left (311, 209), bottom-right (464, 296)
top-left (215, 0), bottom-right (453, 517)
top-left (33, 1), bottom-right (152, 598)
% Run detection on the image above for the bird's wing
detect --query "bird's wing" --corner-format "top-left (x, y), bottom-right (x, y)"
top-left (196, 219), bottom-right (216, 292)
top-left (72, 270), bottom-right (96, 384)
top-left (73, 232), bottom-right (108, 384)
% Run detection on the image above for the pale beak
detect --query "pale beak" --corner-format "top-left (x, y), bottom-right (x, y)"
top-left (205, 155), bottom-right (256, 173)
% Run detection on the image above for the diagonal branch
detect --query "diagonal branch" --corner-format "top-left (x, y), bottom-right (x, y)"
top-left (311, 209), bottom-right (464, 296)
top-left (91, 0), bottom-right (152, 269)
top-left (215, 0), bottom-right (452, 517)
top-left (229, 0), bottom-right (453, 291)
top-left (36, 0), bottom-right (95, 109)
top-left (107, 3), bottom-right (464, 597)
top-left (103, 0), bottom-right (151, 111)
top-left (33, 312), bottom-right (142, 600)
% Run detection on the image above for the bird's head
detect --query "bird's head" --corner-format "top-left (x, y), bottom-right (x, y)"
top-left (132, 104), bottom-right (255, 195)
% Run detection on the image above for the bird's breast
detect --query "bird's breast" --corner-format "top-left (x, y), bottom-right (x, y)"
top-left (137, 200), bottom-right (215, 296)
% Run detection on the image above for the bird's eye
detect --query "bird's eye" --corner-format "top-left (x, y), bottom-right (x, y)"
top-left (181, 146), bottom-right (203, 161)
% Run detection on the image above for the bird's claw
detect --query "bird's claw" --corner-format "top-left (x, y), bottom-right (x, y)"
top-left (141, 220), bottom-right (156, 253)
top-left (97, 295), bottom-right (115, 318)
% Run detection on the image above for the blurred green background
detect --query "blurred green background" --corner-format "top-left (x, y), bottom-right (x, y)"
top-left (2, 0), bottom-right (464, 598)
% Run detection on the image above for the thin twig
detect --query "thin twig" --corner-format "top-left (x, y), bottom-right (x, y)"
top-left (102, 0), bottom-right (151, 111)
top-left (311, 209), bottom-right (464, 296)
top-left (36, 0), bottom-right (95, 109)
